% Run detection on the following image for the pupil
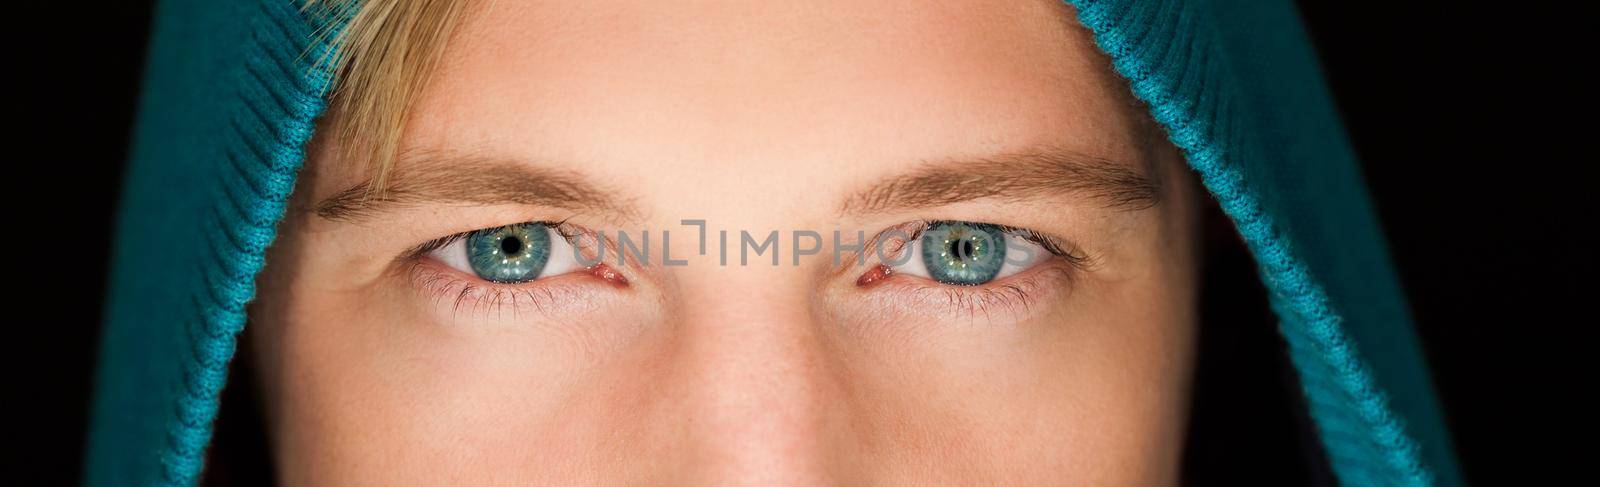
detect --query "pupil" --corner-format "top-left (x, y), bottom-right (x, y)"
top-left (952, 239), bottom-right (975, 261)
top-left (500, 236), bottom-right (524, 255)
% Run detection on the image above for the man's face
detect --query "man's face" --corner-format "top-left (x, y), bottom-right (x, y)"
top-left (252, 0), bottom-right (1202, 483)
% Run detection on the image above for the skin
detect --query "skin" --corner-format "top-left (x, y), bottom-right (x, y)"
top-left (251, 0), bottom-right (1203, 484)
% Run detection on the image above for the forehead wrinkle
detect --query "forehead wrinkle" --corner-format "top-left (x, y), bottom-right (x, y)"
top-left (840, 146), bottom-right (1162, 215)
top-left (314, 149), bottom-right (639, 222)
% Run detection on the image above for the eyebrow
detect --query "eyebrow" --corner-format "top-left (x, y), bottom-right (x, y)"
top-left (316, 147), bottom-right (1158, 221)
top-left (314, 151), bottom-right (634, 222)
top-left (839, 146), bottom-right (1161, 214)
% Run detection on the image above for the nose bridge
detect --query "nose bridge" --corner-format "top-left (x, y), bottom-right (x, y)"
top-left (664, 269), bottom-right (851, 484)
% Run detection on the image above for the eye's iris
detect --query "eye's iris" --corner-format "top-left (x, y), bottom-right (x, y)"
top-left (921, 221), bottom-right (1007, 285)
top-left (466, 223), bottom-right (551, 283)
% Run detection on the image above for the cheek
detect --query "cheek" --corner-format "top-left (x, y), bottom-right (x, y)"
top-left (255, 221), bottom-right (1199, 484)
top-left (819, 276), bottom-right (1196, 483)
top-left (261, 269), bottom-right (667, 483)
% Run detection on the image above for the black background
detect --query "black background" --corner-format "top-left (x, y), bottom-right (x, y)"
top-left (9, 1), bottom-right (1586, 484)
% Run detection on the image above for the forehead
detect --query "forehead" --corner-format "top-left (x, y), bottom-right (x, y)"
top-left (398, 0), bottom-right (1147, 208)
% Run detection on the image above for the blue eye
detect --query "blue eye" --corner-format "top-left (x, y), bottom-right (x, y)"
top-left (919, 221), bottom-right (1008, 285)
top-left (465, 223), bottom-right (552, 283)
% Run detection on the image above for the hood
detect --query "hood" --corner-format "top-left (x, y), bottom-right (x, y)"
top-left (86, 0), bottom-right (1460, 485)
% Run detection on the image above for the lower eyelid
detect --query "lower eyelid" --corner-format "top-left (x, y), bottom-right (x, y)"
top-left (869, 223), bottom-right (1060, 285)
top-left (861, 260), bottom-right (1078, 319)
top-left (422, 222), bottom-right (630, 284)
top-left (406, 257), bottom-right (612, 318)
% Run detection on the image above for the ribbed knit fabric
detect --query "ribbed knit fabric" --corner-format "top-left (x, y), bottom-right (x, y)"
top-left (85, 1), bottom-right (334, 485)
top-left (86, 0), bottom-right (1460, 485)
top-left (1065, 1), bottom-right (1461, 485)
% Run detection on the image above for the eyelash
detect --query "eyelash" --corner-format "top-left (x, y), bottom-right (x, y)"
top-left (921, 219), bottom-right (1088, 265)
top-left (399, 219), bottom-right (1091, 318)
top-left (867, 265), bottom-right (1079, 319)
top-left (859, 219), bottom-right (1091, 270)
top-left (856, 219), bottom-right (1092, 316)
top-left (408, 261), bottom-right (599, 319)
top-left (400, 220), bottom-right (623, 317)
top-left (405, 219), bottom-right (577, 258)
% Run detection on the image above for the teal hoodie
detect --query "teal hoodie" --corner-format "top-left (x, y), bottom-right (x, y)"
top-left (86, 0), bottom-right (1461, 485)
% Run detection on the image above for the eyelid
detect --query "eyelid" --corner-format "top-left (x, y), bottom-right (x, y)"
top-left (846, 220), bottom-right (1088, 321)
top-left (407, 219), bottom-right (603, 262)
top-left (872, 220), bottom-right (1087, 267)
top-left (409, 220), bottom-right (624, 282)
top-left (866, 263), bottom-right (1078, 319)
top-left (428, 224), bottom-right (586, 280)
top-left (403, 220), bottom-right (629, 319)
top-left (408, 220), bottom-right (562, 258)
top-left (854, 219), bottom-right (1092, 290)
top-left (407, 258), bottom-right (608, 318)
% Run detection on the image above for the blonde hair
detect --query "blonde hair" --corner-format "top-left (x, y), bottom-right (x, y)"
top-left (305, 0), bottom-right (473, 192)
